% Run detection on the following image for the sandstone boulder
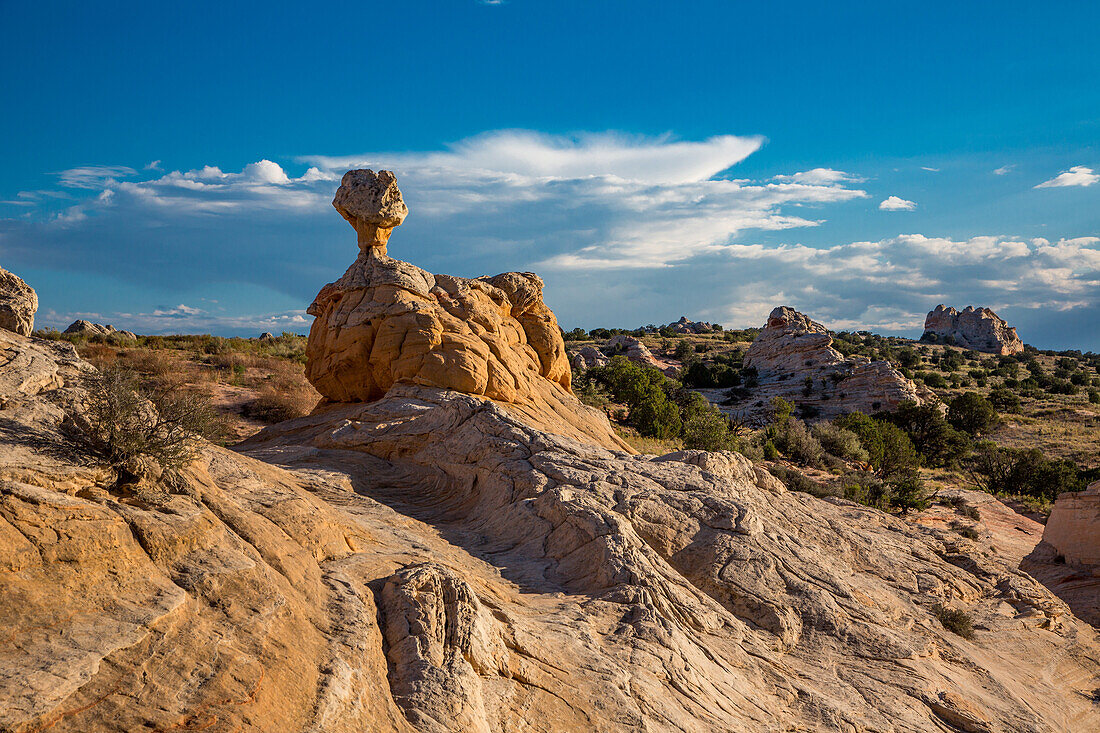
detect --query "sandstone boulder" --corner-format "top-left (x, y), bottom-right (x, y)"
top-left (568, 344), bottom-right (609, 371)
top-left (719, 305), bottom-right (936, 423)
top-left (669, 315), bottom-right (716, 334)
top-left (62, 320), bottom-right (136, 340)
top-left (923, 305), bottom-right (1024, 354)
top-left (305, 170), bottom-right (628, 451)
top-left (607, 333), bottom-right (678, 375)
top-left (0, 266), bottom-right (37, 336)
top-left (1042, 480), bottom-right (1100, 568)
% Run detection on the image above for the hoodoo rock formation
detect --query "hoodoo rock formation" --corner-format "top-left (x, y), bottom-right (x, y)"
top-left (923, 304), bottom-right (1024, 354)
top-left (0, 265), bottom-right (37, 336)
top-left (3, 173), bottom-right (1100, 732)
top-left (304, 169), bottom-right (628, 451)
top-left (719, 305), bottom-right (936, 422)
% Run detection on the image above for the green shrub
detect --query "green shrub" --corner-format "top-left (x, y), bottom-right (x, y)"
top-left (933, 604), bottom-right (975, 640)
top-left (770, 396), bottom-right (794, 423)
top-left (966, 443), bottom-right (1087, 501)
top-left (629, 385), bottom-right (682, 439)
top-left (774, 418), bottom-right (825, 467)
top-left (1047, 379), bottom-right (1078, 395)
top-left (840, 473), bottom-right (893, 509)
top-left (763, 440), bottom-right (779, 460)
top-left (947, 392), bottom-right (999, 436)
top-left (1089, 390), bottom-right (1100, 404)
top-left (987, 387), bottom-right (1021, 413)
top-left (682, 360), bottom-right (718, 388)
top-left (681, 406), bottom-right (737, 451)
top-left (880, 401), bottom-right (969, 468)
top-left (79, 366), bottom-right (224, 478)
top-left (812, 423), bottom-right (869, 463)
top-left (921, 372), bottom-right (948, 388)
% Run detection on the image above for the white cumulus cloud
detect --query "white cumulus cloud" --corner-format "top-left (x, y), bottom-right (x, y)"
top-left (879, 195), bottom-right (916, 211)
top-left (6, 130), bottom-right (1098, 346)
top-left (771, 168), bottom-right (860, 186)
top-left (1035, 165), bottom-right (1098, 188)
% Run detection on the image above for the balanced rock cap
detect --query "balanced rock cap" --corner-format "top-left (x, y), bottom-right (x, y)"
top-left (332, 169), bottom-right (408, 252)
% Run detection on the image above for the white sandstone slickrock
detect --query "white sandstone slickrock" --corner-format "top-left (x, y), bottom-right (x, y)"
top-left (923, 304), bottom-right (1024, 355)
top-left (63, 319), bottom-right (138, 340)
top-left (715, 305), bottom-right (937, 423)
top-left (607, 333), bottom-right (678, 375)
top-left (2, 172), bottom-right (1099, 732)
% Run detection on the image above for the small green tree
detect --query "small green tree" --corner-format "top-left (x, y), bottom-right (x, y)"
top-left (682, 406), bottom-right (737, 451)
top-left (987, 387), bottom-right (1021, 413)
top-left (630, 386), bottom-right (681, 439)
top-left (947, 392), bottom-right (999, 436)
top-left (770, 396), bottom-right (794, 423)
top-left (881, 401), bottom-right (969, 467)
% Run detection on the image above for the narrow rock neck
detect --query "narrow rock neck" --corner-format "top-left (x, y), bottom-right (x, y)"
top-left (356, 223), bottom-right (395, 256)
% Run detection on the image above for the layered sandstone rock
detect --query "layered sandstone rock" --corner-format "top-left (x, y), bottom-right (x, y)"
top-left (669, 315), bottom-right (717, 334)
top-left (240, 385), bottom-right (1100, 732)
top-left (718, 305), bottom-right (936, 423)
top-left (4, 324), bottom-right (1100, 732)
top-left (304, 170), bottom-right (627, 451)
top-left (1042, 481), bottom-right (1100, 568)
top-left (743, 306), bottom-right (842, 374)
top-left (63, 319), bottom-right (138, 340)
top-left (0, 266), bottom-right (37, 336)
top-left (923, 305), bottom-right (1024, 354)
top-left (607, 333), bottom-right (678, 375)
top-left (568, 344), bottom-right (609, 371)
top-left (5, 174), bottom-right (1100, 732)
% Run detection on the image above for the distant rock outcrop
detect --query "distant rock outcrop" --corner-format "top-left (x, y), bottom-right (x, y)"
top-left (720, 305), bottom-right (936, 422)
top-left (63, 320), bottom-right (138, 340)
top-left (669, 316), bottom-right (716, 334)
top-left (606, 334), bottom-right (678, 375)
top-left (0, 266), bottom-right (37, 336)
top-left (922, 305), bottom-right (1023, 354)
top-left (569, 344), bottom-right (609, 371)
top-left (1042, 480), bottom-right (1100, 568)
top-left (305, 169), bottom-right (628, 451)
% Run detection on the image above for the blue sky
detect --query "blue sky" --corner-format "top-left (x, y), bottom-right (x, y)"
top-left (1, 1), bottom-right (1097, 349)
